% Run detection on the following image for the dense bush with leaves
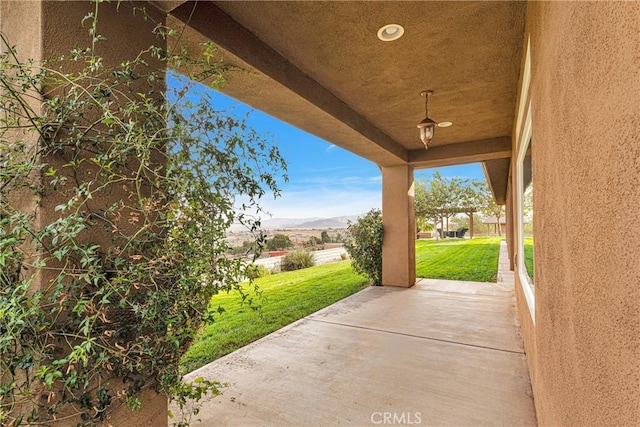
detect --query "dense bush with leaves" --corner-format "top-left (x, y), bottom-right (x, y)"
top-left (0, 3), bottom-right (286, 426)
top-left (245, 264), bottom-right (271, 279)
top-left (344, 209), bottom-right (383, 285)
top-left (281, 250), bottom-right (315, 271)
top-left (266, 233), bottom-right (293, 251)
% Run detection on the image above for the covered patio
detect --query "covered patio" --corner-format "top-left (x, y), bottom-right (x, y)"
top-left (166, 0), bottom-right (522, 289)
top-left (3, 2), bottom-right (637, 425)
top-left (179, 246), bottom-right (535, 425)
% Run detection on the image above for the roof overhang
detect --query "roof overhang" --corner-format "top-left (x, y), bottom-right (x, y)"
top-left (147, 1), bottom-right (186, 13)
top-left (165, 1), bottom-right (526, 201)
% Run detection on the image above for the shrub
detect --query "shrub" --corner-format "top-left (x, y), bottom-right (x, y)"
top-left (344, 209), bottom-right (383, 285)
top-left (282, 250), bottom-right (315, 271)
top-left (245, 264), bottom-right (272, 279)
top-left (266, 234), bottom-right (294, 251)
top-left (0, 4), bottom-right (287, 424)
top-left (340, 253), bottom-right (348, 260)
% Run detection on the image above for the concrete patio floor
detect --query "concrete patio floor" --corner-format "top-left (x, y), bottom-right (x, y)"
top-left (177, 260), bottom-right (536, 426)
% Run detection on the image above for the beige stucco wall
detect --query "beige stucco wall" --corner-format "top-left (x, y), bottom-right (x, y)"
top-left (1, 2), bottom-right (169, 425)
top-left (516, 2), bottom-right (640, 425)
top-left (0, 2), bottom-right (42, 73)
top-left (0, 1), bottom-right (46, 216)
top-left (39, 1), bottom-right (168, 255)
top-left (382, 165), bottom-right (416, 287)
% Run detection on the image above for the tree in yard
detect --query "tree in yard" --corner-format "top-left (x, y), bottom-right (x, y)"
top-left (454, 212), bottom-right (483, 236)
top-left (523, 184), bottom-right (534, 217)
top-left (476, 180), bottom-right (506, 236)
top-left (228, 240), bottom-right (260, 256)
top-left (523, 184), bottom-right (534, 235)
top-left (414, 178), bottom-right (431, 228)
top-left (267, 234), bottom-right (294, 251)
top-left (320, 230), bottom-right (331, 244)
top-left (344, 209), bottom-right (383, 286)
top-left (416, 217), bottom-right (435, 233)
top-left (457, 182), bottom-right (484, 237)
top-left (442, 176), bottom-right (468, 231)
top-left (415, 174), bottom-right (446, 236)
top-left (307, 236), bottom-right (322, 246)
top-left (415, 172), bottom-right (478, 237)
top-left (416, 174), bottom-right (506, 238)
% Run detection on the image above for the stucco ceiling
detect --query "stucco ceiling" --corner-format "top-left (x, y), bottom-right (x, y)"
top-left (167, 1), bottom-right (526, 203)
top-left (148, 1), bottom-right (186, 13)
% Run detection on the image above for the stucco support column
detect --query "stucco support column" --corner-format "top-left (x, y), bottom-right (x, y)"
top-left (381, 165), bottom-right (416, 287)
top-left (505, 179), bottom-right (515, 270)
top-left (0, 2), bottom-right (168, 425)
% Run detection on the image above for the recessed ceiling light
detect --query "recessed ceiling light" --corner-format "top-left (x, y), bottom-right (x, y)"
top-left (438, 121), bottom-right (453, 128)
top-left (377, 24), bottom-right (404, 42)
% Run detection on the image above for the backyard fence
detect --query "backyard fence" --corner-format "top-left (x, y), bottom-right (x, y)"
top-left (252, 247), bottom-right (347, 274)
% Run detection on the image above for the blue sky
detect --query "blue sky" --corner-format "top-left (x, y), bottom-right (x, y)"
top-left (169, 74), bottom-right (484, 219)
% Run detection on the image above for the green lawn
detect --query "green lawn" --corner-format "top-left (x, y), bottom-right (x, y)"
top-left (415, 237), bottom-right (502, 282)
top-left (180, 261), bottom-right (368, 373)
top-left (524, 237), bottom-right (534, 279)
top-left (182, 237), bottom-right (503, 373)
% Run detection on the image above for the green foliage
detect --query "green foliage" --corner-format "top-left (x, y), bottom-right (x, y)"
top-left (344, 209), bottom-right (383, 286)
top-left (475, 180), bottom-right (505, 235)
top-left (415, 237), bottom-right (501, 282)
top-left (266, 234), bottom-right (293, 251)
top-left (415, 172), bottom-right (479, 235)
top-left (523, 185), bottom-right (533, 218)
top-left (320, 230), bottom-right (330, 243)
top-left (415, 174), bottom-right (506, 236)
top-left (524, 237), bottom-right (534, 279)
top-left (307, 236), bottom-right (322, 246)
top-left (0, 4), bottom-right (286, 425)
top-left (228, 240), bottom-right (260, 256)
top-left (416, 217), bottom-right (435, 232)
top-left (181, 262), bottom-right (368, 372)
top-left (281, 250), bottom-right (315, 271)
top-left (184, 237), bottom-right (502, 373)
top-left (245, 264), bottom-right (271, 279)
top-left (452, 212), bottom-right (483, 236)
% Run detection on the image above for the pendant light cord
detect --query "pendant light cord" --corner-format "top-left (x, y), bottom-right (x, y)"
top-left (424, 92), bottom-right (429, 117)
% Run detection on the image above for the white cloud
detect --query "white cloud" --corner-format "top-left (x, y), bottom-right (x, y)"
top-left (324, 144), bottom-right (337, 153)
top-left (256, 188), bottom-right (381, 218)
top-left (233, 168), bottom-right (383, 219)
top-left (290, 175), bottom-right (381, 187)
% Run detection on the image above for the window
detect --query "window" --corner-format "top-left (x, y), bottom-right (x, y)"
top-left (514, 37), bottom-right (535, 322)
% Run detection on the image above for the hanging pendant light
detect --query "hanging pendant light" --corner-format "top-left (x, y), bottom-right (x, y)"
top-left (417, 90), bottom-right (437, 150)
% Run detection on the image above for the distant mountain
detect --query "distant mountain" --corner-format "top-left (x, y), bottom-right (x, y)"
top-left (228, 215), bottom-right (361, 231)
top-left (294, 216), bottom-right (357, 229)
top-left (260, 217), bottom-right (322, 229)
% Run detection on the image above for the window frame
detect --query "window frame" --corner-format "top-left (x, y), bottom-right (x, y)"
top-left (514, 38), bottom-right (535, 323)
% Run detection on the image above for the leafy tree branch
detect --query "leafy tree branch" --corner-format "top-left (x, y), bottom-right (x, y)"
top-left (0, 3), bottom-right (287, 425)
